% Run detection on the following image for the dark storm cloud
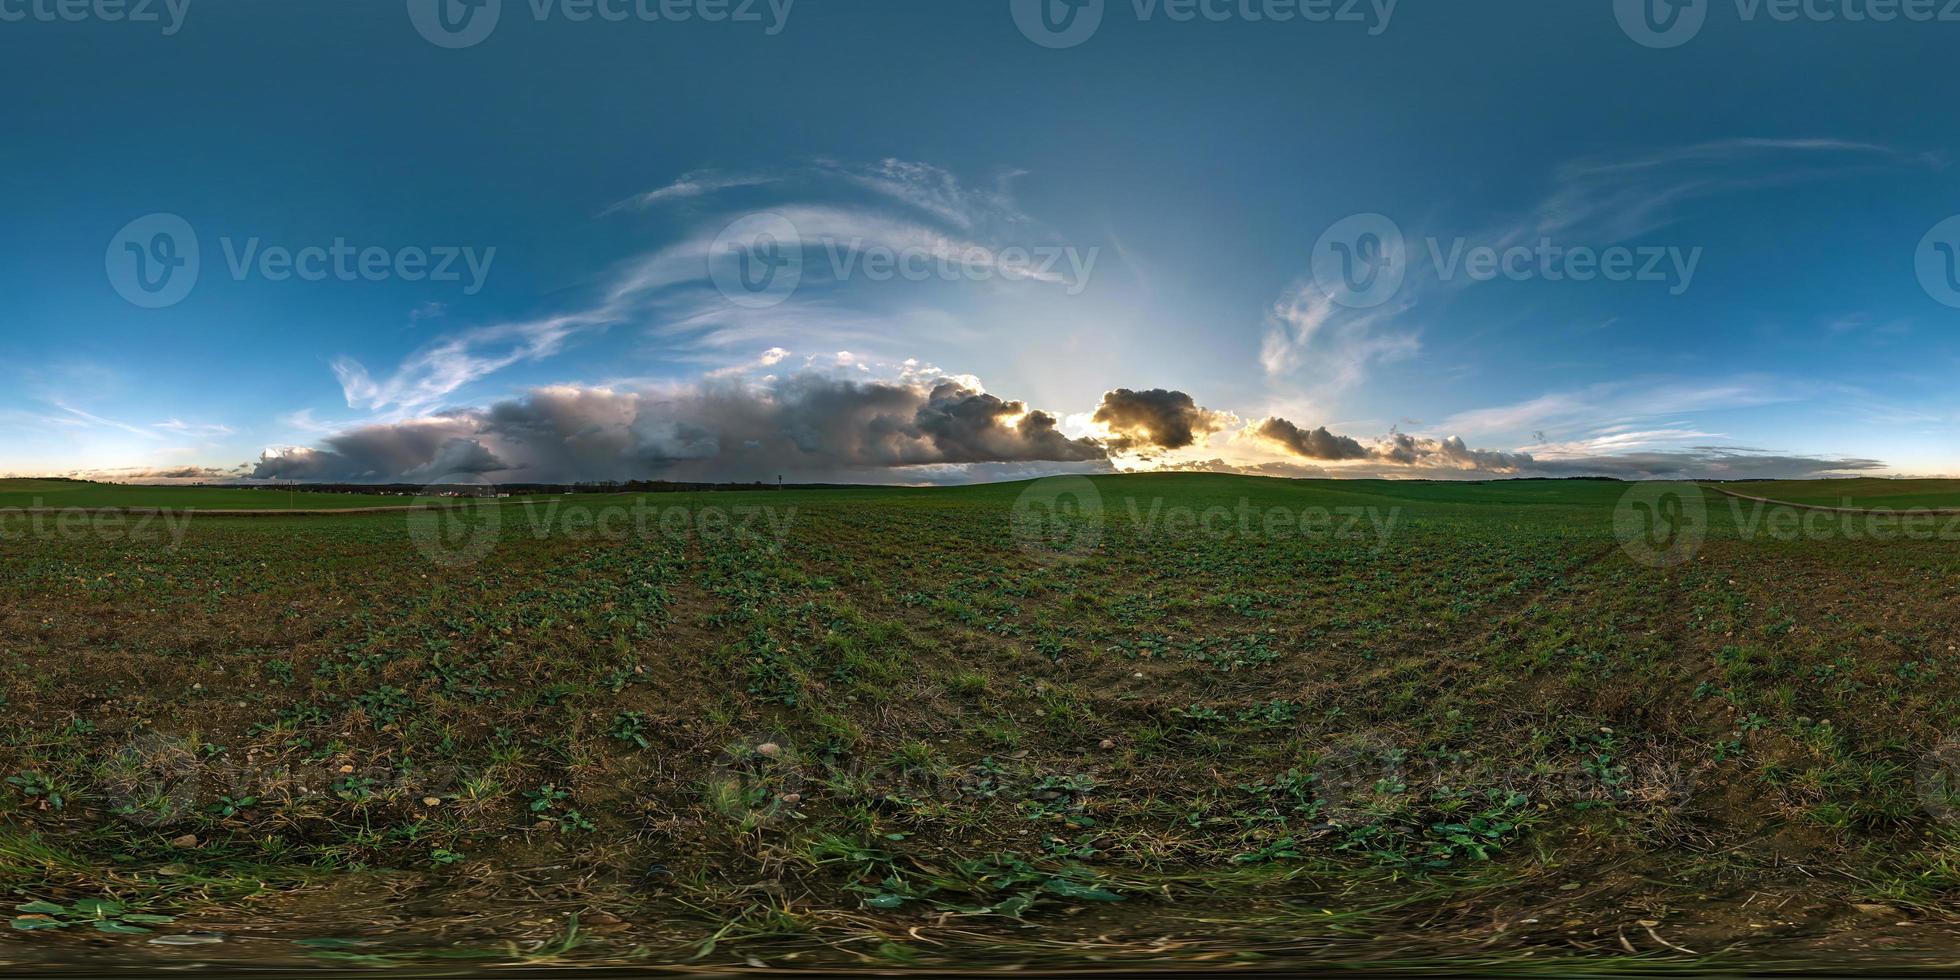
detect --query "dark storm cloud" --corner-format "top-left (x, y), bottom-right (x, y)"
top-left (1092, 388), bottom-right (1235, 454)
top-left (1251, 415), bottom-right (1881, 481)
top-left (253, 417), bottom-right (490, 483)
top-left (250, 373), bottom-right (1105, 485)
top-left (1526, 449), bottom-right (1887, 481)
top-left (1253, 417), bottom-right (1530, 472)
top-left (69, 465), bottom-right (253, 483)
top-left (1374, 433), bottom-right (1535, 472)
top-left (1251, 417), bottom-right (1371, 461)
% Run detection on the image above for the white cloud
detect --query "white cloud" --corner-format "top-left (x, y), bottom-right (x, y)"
top-left (605, 169), bottom-right (782, 213)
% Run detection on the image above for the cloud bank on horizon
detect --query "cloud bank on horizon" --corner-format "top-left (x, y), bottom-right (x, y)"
top-left (227, 365), bottom-right (1882, 486)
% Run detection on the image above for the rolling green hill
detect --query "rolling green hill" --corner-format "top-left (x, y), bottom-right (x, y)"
top-left (1713, 477), bottom-right (1960, 510)
top-left (0, 478), bottom-right (419, 511)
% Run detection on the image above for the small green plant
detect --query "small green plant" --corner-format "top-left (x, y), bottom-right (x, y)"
top-left (334, 775), bottom-right (378, 801)
top-left (524, 783), bottom-right (592, 832)
top-left (525, 783), bottom-right (569, 813)
top-left (5, 772), bottom-right (63, 810)
top-left (1234, 836), bottom-right (1306, 864)
top-left (208, 794), bottom-right (258, 819)
top-left (12, 899), bottom-right (175, 935)
top-left (608, 711), bottom-right (651, 749)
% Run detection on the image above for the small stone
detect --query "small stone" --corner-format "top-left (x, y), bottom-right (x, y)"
top-left (781, 793), bottom-right (802, 804)
top-left (756, 743), bottom-right (781, 758)
top-left (423, 797), bottom-right (442, 807)
top-left (338, 764), bottom-right (355, 774)
top-left (169, 833), bottom-right (199, 849)
top-left (1098, 739), bottom-right (1115, 750)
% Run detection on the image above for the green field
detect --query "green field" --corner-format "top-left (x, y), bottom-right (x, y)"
top-left (4, 474), bottom-right (1960, 971)
top-left (0, 478), bottom-right (420, 511)
top-left (1713, 478), bottom-right (1960, 510)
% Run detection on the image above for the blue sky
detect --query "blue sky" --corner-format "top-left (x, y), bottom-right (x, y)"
top-left (4, 0), bottom-right (1959, 483)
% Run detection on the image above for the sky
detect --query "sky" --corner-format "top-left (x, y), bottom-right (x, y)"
top-left (3, 0), bottom-right (1959, 485)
